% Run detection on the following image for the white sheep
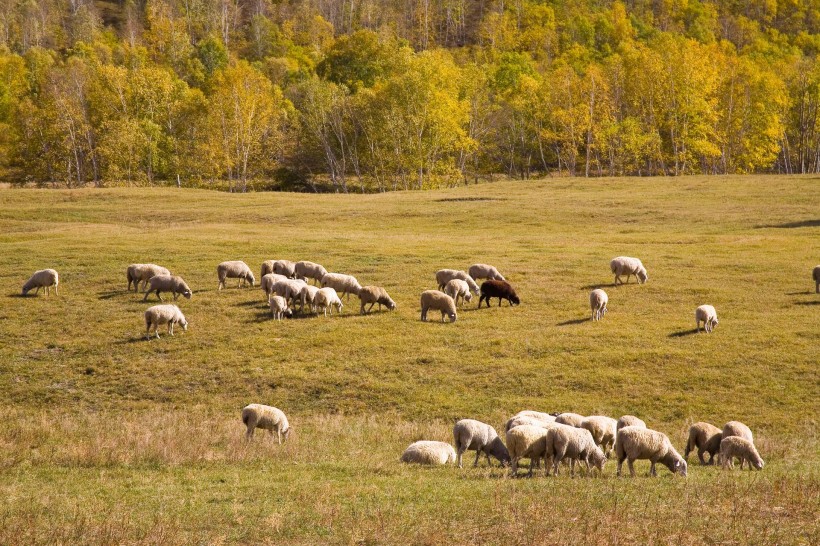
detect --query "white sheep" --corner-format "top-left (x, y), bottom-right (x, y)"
top-left (719, 436), bottom-right (764, 470)
top-left (217, 261), bottom-right (255, 290)
top-left (261, 273), bottom-right (289, 302)
top-left (590, 289), bottom-right (608, 321)
top-left (295, 261), bottom-right (328, 285)
top-left (22, 269), bottom-right (59, 296)
top-left (544, 424), bottom-right (607, 477)
top-left (615, 426), bottom-right (687, 477)
top-left (695, 305), bottom-right (719, 333)
top-left (555, 412), bottom-right (585, 428)
top-left (261, 260), bottom-right (296, 279)
top-left (269, 295), bottom-right (292, 321)
top-left (506, 424), bottom-right (554, 476)
top-left (144, 304), bottom-right (188, 339)
top-left (320, 272), bottom-right (362, 300)
top-left (581, 416), bottom-right (618, 456)
top-left (610, 256), bottom-right (648, 285)
top-left (400, 441), bottom-right (457, 465)
top-left (127, 263), bottom-right (170, 292)
top-left (435, 269), bottom-right (480, 295)
top-left (468, 264), bottom-right (506, 282)
top-left (684, 422), bottom-right (723, 465)
top-left (271, 279), bottom-right (308, 308)
top-left (722, 421), bottom-right (754, 469)
top-left (616, 415), bottom-right (646, 431)
top-left (143, 275), bottom-right (192, 302)
top-left (452, 419), bottom-right (511, 468)
top-left (444, 279), bottom-right (473, 307)
top-left (814, 265), bottom-right (820, 293)
top-left (420, 290), bottom-right (457, 323)
top-left (505, 415), bottom-right (555, 433)
top-left (358, 286), bottom-right (397, 314)
top-left (241, 404), bottom-right (290, 443)
top-left (314, 287), bottom-right (343, 316)
top-left (299, 284), bottom-right (320, 313)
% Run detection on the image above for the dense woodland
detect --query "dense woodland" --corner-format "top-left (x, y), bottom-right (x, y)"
top-left (2, 0), bottom-right (820, 190)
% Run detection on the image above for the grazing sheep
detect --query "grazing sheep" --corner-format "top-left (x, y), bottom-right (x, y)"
top-left (478, 280), bottom-right (520, 308)
top-left (616, 426), bottom-right (687, 477)
top-left (271, 279), bottom-right (308, 308)
top-left (217, 261), bottom-right (255, 290)
top-left (722, 421), bottom-right (754, 469)
top-left (261, 260), bottom-right (296, 279)
top-left (616, 416), bottom-right (646, 432)
top-left (555, 413), bottom-right (585, 428)
top-left (320, 272), bottom-right (362, 300)
top-left (22, 269), bottom-right (59, 296)
top-left (400, 441), bottom-right (457, 465)
top-left (505, 411), bottom-right (556, 432)
top-left (814, 265), bottom-right (820, 293)
top-left (358, 286), bottom-right (397, 314)
top-left (610, 256), bottom-right (648, 285)
top-left (695, 305), bottom-right (719, 333)
top-left (435, 269), bottom-right (480, 295)
top-left (261, 273), bottom-right (289, 302)
top-left (314, 287), bottom-right (343, 316)
top-left (241, 404), bottom-right (290, 444)
top-left (142, 275), bottom-right (192, 302)
top-left (590, 289), bottom-right (608, 321)
top-left (719, 436), bottom-right (764, 470)
top-left (468, 264), bottom-right (506, 282)
top-left (581, 416), bottom-right (618, 456)
top-left (144, 304), bottom-right (188, 339)
top-left (684, 422), bottom-right (723, 465)
top-left (127, 263), bottom-right (170, 292)
top-left (444, 279), bottom-right (473, 307)
top-left (453, 419), bottom-right (511, 468)
top-left (420, 290), bottom-right (457, 323)
top-left (506, 424), bottom-right (554, 476)
top-left (269, 295), bottom-right (292, 321)
top-left (299, 284), bottom-right (320, 313)
top-left (544, 424), bottom-right (607, 477)
top-left (295, 261), bottom-right (328, 285)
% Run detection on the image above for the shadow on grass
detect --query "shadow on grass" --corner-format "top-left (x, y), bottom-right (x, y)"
top-left (668, 328), bottom-right (700, 338)
top-left (755, 219), bottom-right (820, 229)
top-left (557, 317), bottom-right (590, 326)
top-left (794, 301), bottom-right (820, 306)
top-left (98, 290), bottom-right (129, 300)
top-left (580, 283), bottom-right (618, 290)
top-left (786, 291), bottom-right (814, 296)
top-left (8, 293), bottom-right (28, 298)
top-left (236, 299), bottom-right (265, 308)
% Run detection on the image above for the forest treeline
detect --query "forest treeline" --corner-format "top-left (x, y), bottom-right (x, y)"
top-left (3, 0), bottom-right (820, 191)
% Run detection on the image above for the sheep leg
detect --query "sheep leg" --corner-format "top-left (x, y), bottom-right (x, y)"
top-left (169, 323), bottom-right (174, 336)
top-left (626, 459), bottom-right (637, 477)
top-left (473, 449), bottom-right (482, 467)
top-left (368, 303), bottom-right (376, 312)
top-left (698, 448), bottom-right (707, 465)
top-left (456, 448), bottom-right (464, 469)
top-left (156, 290), bottom-right (163, 302)
top-left (277, 429), bottom-right (282, 445)
top-left (54, 285), bottom-right (58, 296)
top-left (649, 460), bottom-right (657, 477)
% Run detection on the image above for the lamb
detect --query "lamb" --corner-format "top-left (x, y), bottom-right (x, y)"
top-left (695, 305), bottom-right (719, 333)
top-left (719, 436), bottom-right (764, 470)
top-left (616, 415), bottom-right (646, 432)
top-left (722, 421), bottom-right (754, 469)
top-left (610, 256), bottom-right (648, 285)
top-left (22, 269), bottom-right (59, 296)
top-left (506, 424), bottom-right (552, 476)
top-left (320, 272), bottom-right (362, 300)
top-left (420, 290), bottom-right (457, 323)
top-left (435, 269), bottom-right (480, 294)
top-left (452, 419), bottom-right (511, 468)
top-left (468, 264), bottom-right (506, 282)
top-left (241, 404), bottom-right (290, 443)
top-left (400, 441), bottom-right (457, 465)
top-left (261, 260), bottom-right (296, 279)
top-left (684, 422), bottom-right (723, 465)
top-left (269, 295), bottom-right (292, 321)
top-left (444, 279), bottom-right (473, 307)
top-left (358, 286), bottom-right (397, 314)
top-left (590, 289), bottom-right (608, 321)
top-left (142, 275), bottom-right (192, 302)
top-left (615, 426), bottom-right (687, 477)
top-left (127, 263), bottom-right (170, 292)
top-left (217, 260), bottom-right (255, 290)
top-left (314, 287), bottom-right (343, 316)
top-left (144, 304), bottom-right (188, 339)
top-left (814, 265), bottom-right (820, 293)
top-left (478, 280), bottom-right (520, 308)
top-left (581, 416), bottom-right (618, 456)
top-left (544, 424), bottom-right (607, 477)
top-left (295, 261), bottom-right (328, 285)
top-left (261, 273), bottom-right (289, 302)
top-left (555, 413), bottom-right (585, 428)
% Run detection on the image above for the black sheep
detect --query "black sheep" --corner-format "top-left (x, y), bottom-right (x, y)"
top-left (478, 280), bottom-right (520, 308)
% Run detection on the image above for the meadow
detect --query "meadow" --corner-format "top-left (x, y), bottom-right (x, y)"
top-left (0, 176), bottom-right (817, 544)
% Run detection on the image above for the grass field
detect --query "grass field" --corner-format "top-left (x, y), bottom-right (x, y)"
top-left (0, 176), bottom-right (818, 544)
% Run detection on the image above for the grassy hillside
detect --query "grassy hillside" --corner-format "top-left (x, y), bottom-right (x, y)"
top-left (0, 176), bottom-right (818, 544)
